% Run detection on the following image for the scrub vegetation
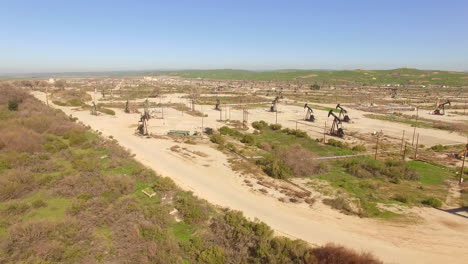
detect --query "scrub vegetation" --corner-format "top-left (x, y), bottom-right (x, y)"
top-left (212, 121), bottom-right (457, 218)
top-left (0, 83), bottom-right (382, 263)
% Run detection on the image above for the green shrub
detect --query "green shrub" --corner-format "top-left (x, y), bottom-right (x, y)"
top-left (343, 158), bottom-right (419, 181)
top-left (251, 120), bottom-right (268, 130)
top-left (32, 199), bottom-right (48, 208)
top-left (8, 100), bottom-right (19, 111)
top-left (219, 126), bottom-right (242, 138)
top-left (209, 134), bottom-right (225, 145)
top-left (3, 202), bottom-right (31, 215)
top-left (351, 145), bottom-right (367, 152)
top-left (281, 128), bottom-right (308, 138)
top-left (322, 197), bottom-right (355, 215)
top-left (392, 195), bottom-right (408, 203)
top-left (175, 193), bottom-right (209, 224)
top-left (64, 130), bottom-right (88, 146)
top-left (256, 157), bottom-right (291, 179)
top-left (67, 99), bottom-right (82, 106)
top-left (44, 138), bottom-right (68, 153)
top-left (421, 197), bottom-right (442, 208)
top-left (97, 106), bottom-right (115, 115)
top-left (198, 246), bottom-right (225, 264)
top-left (240, 135), bottom-right (255, 145)
top-left (327, 138), bottom-right (348, 148)
top-left (430, 144), bottom-right (449, 152)
top-left (269, 123), bottom-right (282, 130)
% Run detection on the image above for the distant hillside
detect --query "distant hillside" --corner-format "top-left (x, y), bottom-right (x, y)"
top-left (168, 68), bottom-right (468, 86)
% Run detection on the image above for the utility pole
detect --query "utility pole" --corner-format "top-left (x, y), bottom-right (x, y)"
top-left (375, 135), bottom-right (380, 160)
top-left (275, 110), bottom-right (278, 124)
top-left (323, 121), bottom-right (327, 143)
top-left (414, 133), bottom-right (420, 159)
top-left (402, 143), bottom-right (408, 161)
top-left (45, 85), bottom-right (49, 106)
top-left (460, 145), bottom-right (467, 184)
top-left (412, 107), bottom-right (419, 146)
top-left (400, 130), bottom-right (405, 153)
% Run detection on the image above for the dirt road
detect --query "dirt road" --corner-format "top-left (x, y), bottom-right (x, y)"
top-left (33, 92), bottom-right (468, 264)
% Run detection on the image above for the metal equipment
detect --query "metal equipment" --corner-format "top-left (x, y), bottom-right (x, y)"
top-left (124, 100), bottom-right (130, 113)
top-left (304, 104), bottom-right (315, 122)
top-left (336, 104), bottom-right (350, 122)
top-left (270, 96), bottom-right (280, 112)
top-left (388, 88), bottom-right (398, 98)
top-left (136, 114), bottom-right (149, 136)
top-left (432, 100), bottom-right (450, 115)
top-left (215, 98), bottom-right (221, 111)
top-left (90, 102), bottom-right (98, 115)
top-left (328, 110), bottom-right (344, 137)
top-left (142, 99), bottom-right (151, 120)
top-left (455, 144), bottom-right (468, 160)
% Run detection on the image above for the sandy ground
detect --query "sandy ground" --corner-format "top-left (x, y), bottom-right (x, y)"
top-left (34, 92), bottom-right (468, 264)
top-left (96, 93), bottom-right (467, 147)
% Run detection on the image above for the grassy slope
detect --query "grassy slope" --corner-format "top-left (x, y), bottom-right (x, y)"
top-left (0, 85), bottom-right (385, 263)
top-left (169, 68), bottom-right (468, 86)
top-left (216, 123), bottom-right (456, 218)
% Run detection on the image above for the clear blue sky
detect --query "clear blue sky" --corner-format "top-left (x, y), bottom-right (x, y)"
top-left (1, 0), bottom-right (467, 73)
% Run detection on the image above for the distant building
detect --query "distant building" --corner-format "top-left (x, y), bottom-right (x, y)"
top-left (47, 78), bottom-right (55, 84)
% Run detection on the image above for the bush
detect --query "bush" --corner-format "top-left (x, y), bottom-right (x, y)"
top-left (281, 128), bottom-right (308, 138)
top-left (63, 130), bottom-right (88, 146)
top-left (209, 134), bottom-right (225, 145)
top-left (312, 243), bottom-right (383, 264)
top-left (421, 197), bottom-right (442, 208)
top-left (352, 145), bottom-right (367, 152)
top-left (278, 145), bottom-right (327, 177)
top-left (240, 135), bottom-right (255, 145)
top-left (32, 199), bottom-right (48, 208)
top-left (97, 106), bottom-right (115, 115)
top-left (392, 194), bottom-right (408, 204)
top-left (0, 126), bottom-right (44, 153)
top-left (44, 137), bottom-right (68, 153)
top-left (430, 144), bottom-right (449, 152)
top-left (8, 100), bottom-right (19, 111)
top-left (251, 120), bottom-right (268, 130)
top-left (198, 246), bottom-right (225, 264)
top-left (269, 123), bottom-right (282, 130)
top-left (322, 197), bottom-right (355, 215)
top-left (343, 158), bottom-right (419, 181)
top-left (256, 156), bottom-right (291, 179)
top-left (219, 126), bottom-right (242, 138)
top-left (175, 192), bottom-right (209, 224)
top-left (327, 138), bottom-right (348, 148)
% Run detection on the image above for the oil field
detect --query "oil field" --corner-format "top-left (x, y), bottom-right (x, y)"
top-left (2, 1), bottom-right (468, 264)
top-left (0, 68), bottom-right (465, 263)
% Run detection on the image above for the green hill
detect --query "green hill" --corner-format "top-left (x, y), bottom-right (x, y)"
top-left (168, 68), bottom-right (468, 86)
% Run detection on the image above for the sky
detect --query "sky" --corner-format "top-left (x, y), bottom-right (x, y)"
top-left (1, 0), bottom-right (467, 73)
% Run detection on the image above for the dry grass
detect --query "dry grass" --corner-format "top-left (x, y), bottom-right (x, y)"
top-left (278, 145), bottom-right (328, 177)
top-left (312, 243), bottom-right (383, 264)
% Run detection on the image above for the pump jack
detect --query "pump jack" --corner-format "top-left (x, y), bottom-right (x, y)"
top-left (432, 100), bottom-right (450, 115)
top-left (304, 104), bottom-right (315, 122)
top-left (270, 96), bottom-right (279, 112)
top-left (215, 98), bottom-right (221, 111)
top-left (124, 100), bottom-right (130, 113)
top-left (90, 102), bottom-right (98, 116)
top-left (328, 110), bottom-right (344, 137)
top-left (136, 114), bottom-right (149, 136)
top-left (336, 104), bottom-right (350, 122)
